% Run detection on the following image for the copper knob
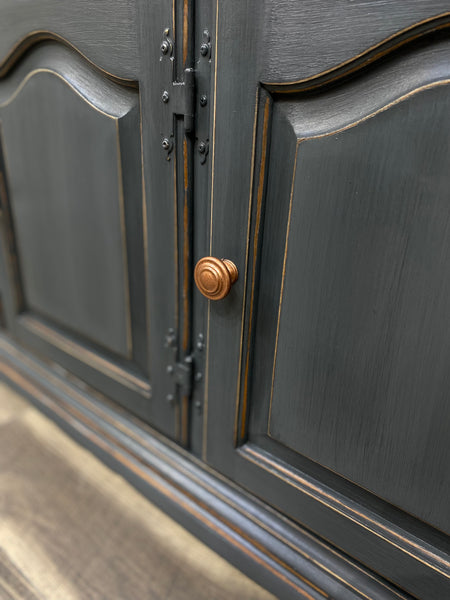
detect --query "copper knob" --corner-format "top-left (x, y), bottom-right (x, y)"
top-left (194, 257), bottom-right (238, 300)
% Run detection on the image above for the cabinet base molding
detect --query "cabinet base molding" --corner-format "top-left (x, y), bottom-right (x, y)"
top-left (0, 335), bottom-right (413, 600)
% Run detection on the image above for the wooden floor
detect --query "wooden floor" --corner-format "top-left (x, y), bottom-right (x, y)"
top-left (0, 382), bottom-right (275, 600)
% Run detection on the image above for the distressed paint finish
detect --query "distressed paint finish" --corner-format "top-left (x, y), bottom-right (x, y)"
top-left (259, 2), bottom-right (450, 85)
top-left (1, 70), bottom-right (133, 358)
top-left (0, 7), bottom-right (179, 437)
top-left (204, 3), bottom-right (450, 599)
top-left (269, 82), bottom-right (450, 532)
top-left (0, 0), bottom-right (138, 80)
top-left (0, 1), bottom-right (448, 599)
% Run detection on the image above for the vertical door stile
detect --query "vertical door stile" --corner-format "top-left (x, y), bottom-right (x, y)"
top-left (177, 0), bottom-right (195, 447)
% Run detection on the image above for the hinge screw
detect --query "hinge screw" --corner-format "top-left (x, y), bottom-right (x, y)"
top-left (166, 393), bottom-right (175, 404)
top-left (161, 40), bottom-right (170, 55)
top-left (200, 42), bottom-right (209, 56)
top-left (166, 365), bottom-right (174, 375)
top-left (164, 327), bottom-right (176, 346)
top-left (162, 90), bottom-right (170, 103)
top-left (195, 372), bottom-right (202, 382)
top-left (162, 138), bottom-right (171, 150)
top-left (198, 142), bottom-right (207, 154)
top-left (200, 95), bottom-right (208, 107)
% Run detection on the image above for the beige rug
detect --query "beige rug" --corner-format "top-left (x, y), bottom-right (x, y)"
top-left (0, 381), bottom-right (275, 600)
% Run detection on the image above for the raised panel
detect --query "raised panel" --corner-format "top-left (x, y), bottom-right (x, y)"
top-left (246, 38), bottom-right (450, 535)
top-left (0, 41), bottom-right (162, 426)
top-left (1, 70), bottom-right (133, 358)
top-left (269, 84), bottom-right (450, 531)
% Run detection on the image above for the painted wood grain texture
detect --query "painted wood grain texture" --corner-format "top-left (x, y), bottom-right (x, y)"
top-left (251, 36), bottom-right (450, 537)
top-left (205, 3), bottom-right (450, 597)
top-left (269, 82), bottom-right (450, 534)
top-left (0, 382), bottom-right (274, 600)
top-left (1, 69), bottom-right (134, 359)
top-left (0, 0), bottom-right (138, 80)
top-left (260, 0), bottom-right (450, 84)
top-left (0, 39), bottom-right (165, 428)
top-left (0, 0), bottom-right (447, 598)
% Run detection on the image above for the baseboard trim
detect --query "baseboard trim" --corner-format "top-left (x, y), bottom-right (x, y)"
top-left (0, 335), bottom-right (413, 600)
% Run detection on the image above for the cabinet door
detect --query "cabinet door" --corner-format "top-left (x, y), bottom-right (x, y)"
top-left (0, 2), bottom-right (182, 440)
top-left (202, 2), bottom-right (450, 597)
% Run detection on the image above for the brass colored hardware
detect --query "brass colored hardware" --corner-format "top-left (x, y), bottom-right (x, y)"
top-left (194, 257), bottom-right (238, 300)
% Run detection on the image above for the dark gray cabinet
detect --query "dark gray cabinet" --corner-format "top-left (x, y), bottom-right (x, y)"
top-left (0, 2), bottom-right (449, 599)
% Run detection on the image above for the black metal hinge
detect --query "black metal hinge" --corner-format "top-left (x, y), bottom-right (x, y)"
top-left (172, 355), bottom-right (194, 396)
top-left (162, 68), bottom-right (195, 133)
top-left (160, 28), bottom-right (196, 158)
top-left (196, 29), bottom-right (212, 164)
top-left (164, 329), bottom-right (204, 405)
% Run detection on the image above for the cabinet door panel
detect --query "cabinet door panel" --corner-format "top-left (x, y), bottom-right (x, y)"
top-left (0, 40), bottom-right (176, 436)
top-left (2, 70), bottom-right (133, 359)
top-left (204, 3), bottom-right (450, 594)
top-left (265, 82), bottom-right (450, 534)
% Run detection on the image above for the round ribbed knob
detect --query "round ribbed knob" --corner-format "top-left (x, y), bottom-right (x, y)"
top-left (194, 257), bottom-right (238, 300)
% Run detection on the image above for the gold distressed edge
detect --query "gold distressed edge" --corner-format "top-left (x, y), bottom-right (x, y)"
top-left (0, 68), bottom-right (125, 120)
top-left (172, 0), bottom-right (176, 56)
top-left (263, 13), bottom-right (450, 92)
top-left (19, 314), bottom-right (151, 398)
top-left (266, 141), bottom-right (298, 437)
top-left (267, 78), bottom-right (450, 438)
top-left (242, 445), bottom-right (450, 580)
top-left (233, 87), bottom-right (260, 446)
top-left (0, 30), bottom-right (136, 86)
top-left (139, 98), bottom-right (152, 381)
top-left (202, 0), bottom-right (219, 461)
top-left (182, 137), bottom-right (190, 354)
top-left (115, 120), bottom-right (133, 359)
top-left (183, 0), bottom-right (189, 67)
top-left (236, 96), bottom-right (272, 443)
